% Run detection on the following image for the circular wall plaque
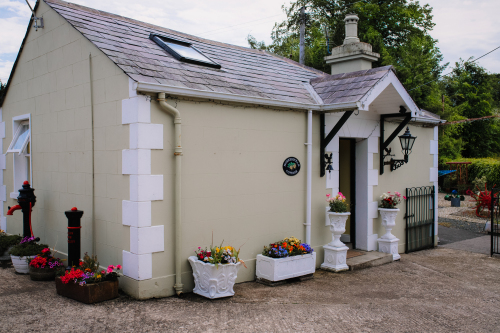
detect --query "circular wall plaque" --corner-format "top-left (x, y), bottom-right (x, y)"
top-left (283, 157), bottom-right (301, 176)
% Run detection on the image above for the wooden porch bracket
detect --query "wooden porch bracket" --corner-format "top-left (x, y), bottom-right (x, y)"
top-left (379, 113), bottom-right (412, 175)
top-left (320, 111), bottom-right (354, 177)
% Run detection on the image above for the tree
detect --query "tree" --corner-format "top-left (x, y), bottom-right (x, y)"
top-left (0, 80), bottom-right (6, 106)
top-left (248, 0), bottom-right (446, 108)
top-left (442, 59), bottom-right (499, 158)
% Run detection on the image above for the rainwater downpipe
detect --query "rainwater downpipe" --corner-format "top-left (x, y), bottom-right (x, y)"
top-left (305, 110), bottom-right (312, 245)
top-left (157, 93), bottom-right (183, 295)
top-left (89, 53), bottom-right (96, 256)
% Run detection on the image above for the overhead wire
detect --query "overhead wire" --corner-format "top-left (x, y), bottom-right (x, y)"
top-left (409, 44), bottom-right (500, 92)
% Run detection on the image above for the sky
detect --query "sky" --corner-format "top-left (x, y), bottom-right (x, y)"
top-left (0, 0), bottom-right (499, 83)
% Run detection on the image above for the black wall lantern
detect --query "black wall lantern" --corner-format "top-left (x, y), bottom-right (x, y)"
top-left (382, 126), bottom-right (417, 172)
top-left (379, 108), bottom-right (416, 174)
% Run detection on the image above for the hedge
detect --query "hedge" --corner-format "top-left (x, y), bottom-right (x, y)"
top-left (447, 158), bottom-right (500, 189)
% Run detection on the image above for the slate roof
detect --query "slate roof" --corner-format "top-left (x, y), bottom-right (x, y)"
top-left (45, 0), bottom-right (332, 105)
top-left (310, 66), bottom-right (393, 104)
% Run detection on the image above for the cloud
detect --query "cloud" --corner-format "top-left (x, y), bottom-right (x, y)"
top-left (0, 60), bottom-right (14, 83)
top-left (426, 0), bottom-right (500, 73)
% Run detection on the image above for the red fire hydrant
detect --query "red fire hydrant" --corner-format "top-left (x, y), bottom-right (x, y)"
top-left (7, 181), bottom-right (36, 238)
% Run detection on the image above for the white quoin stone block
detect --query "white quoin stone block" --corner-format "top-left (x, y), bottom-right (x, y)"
top-left (0, 217), bottom-right (6, 232)
top-left (326, 170), bottom-right (339, 190)
top-left (0, 154), bottom-right (5, 170)
top-left (122, 96), bottom-right (151, 124)
top-left (368, 201), bottom-right (379, 219)
top-left (130, 226), bottom-right (164, 254)
top-left (129, 123), bottom-right (163, 150)
top-left (430, 140), bottom-right (438, 155)
top-left (122, 200), bottom-right (152, 227)
top-left (122, 251), bottom-right (152, 280)
top-left (130, 175), bottom-right (163, 201)
top-left (0, 185), bottom-right (6, 202)
top-left (430, 167), bottom-right (438, 182)
top-left (122, 149), bottom-right (151, 175)
top-left (368, 136), bottom-right (378, 153)
top-left (368, 169), bottom-right (378, 186)
top-left (0, 122), bottom-right (5, 139)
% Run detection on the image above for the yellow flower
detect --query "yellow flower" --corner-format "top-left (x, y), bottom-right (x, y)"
top-left (216, 248), bottom-right (220, 253)
top-left (96, 274), bottom-right (101, 279)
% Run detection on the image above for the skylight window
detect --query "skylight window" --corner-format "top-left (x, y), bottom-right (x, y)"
top-left (150, 34), bottom-right (221, 69)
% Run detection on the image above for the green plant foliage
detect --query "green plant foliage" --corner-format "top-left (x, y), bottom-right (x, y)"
top-left (0, 233), bottom-right (22, 256)
top-left (442, 60), bottom-right (500, 158)
top-left (247, 0), bottom-right (446, 107)
top-left (9, 239), bottom-right (48, 257)
top-left (448, 158), bottom-right (500, 190)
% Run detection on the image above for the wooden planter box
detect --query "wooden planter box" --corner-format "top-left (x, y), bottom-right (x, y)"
top-left (55, 277), bottom-right (119, 304)
top-left (256, 252), bottom-right (316, 282)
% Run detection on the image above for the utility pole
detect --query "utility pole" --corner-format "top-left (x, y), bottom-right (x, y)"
top-left (299, 6), bottom-right (305, 65)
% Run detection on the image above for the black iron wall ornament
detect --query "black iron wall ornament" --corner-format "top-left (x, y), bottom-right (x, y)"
top-left (283, 157), bottom-right (301, 176)
top-left (325, 153), bottom-right (333, 173)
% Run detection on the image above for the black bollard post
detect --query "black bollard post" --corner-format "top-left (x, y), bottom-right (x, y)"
top-left (17, 181), bottom-right (36, 238)
top-left (65, 207), bottom-right (83, 269)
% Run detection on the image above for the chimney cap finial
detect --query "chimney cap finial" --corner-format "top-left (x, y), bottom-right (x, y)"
top-left (343, 13), bottom-right (360, 44)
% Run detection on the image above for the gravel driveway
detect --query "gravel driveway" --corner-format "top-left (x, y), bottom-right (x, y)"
top-left (1, 247), bottom-right (500, 332)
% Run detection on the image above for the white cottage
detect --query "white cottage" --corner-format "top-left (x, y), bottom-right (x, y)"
top-left (1, 0), bottom-right (442, 299)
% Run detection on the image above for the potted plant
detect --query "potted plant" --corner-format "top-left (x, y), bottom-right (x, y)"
top-left (0, 230), bottom-right (22, 264)
top-left (188, 244), bottom-right (245, 299)
top-left (55, 253), bottom-right (121, 304)
top-left (378, 191), bottom-right (406, 260)
top-left (28, 248), bottom-right (64, 281)
top-left (256, 237), bottom-right (315, 283)
top-left (321, 193), bottom-right (350, 272)
top-left (448, 190), bottom-right (461, 207)
top-left (9, 236), bottom-right (48, 274)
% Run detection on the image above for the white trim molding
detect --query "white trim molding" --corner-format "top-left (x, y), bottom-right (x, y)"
top-left (121, 95), bottom-right (164, 282)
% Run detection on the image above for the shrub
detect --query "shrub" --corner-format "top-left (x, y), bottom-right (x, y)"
top-left (9, 236), bottom-right (48, 257)
top-left (0, 231), bottom-right (22, 255)
top-left (448, 158), bottom-right (500, 190)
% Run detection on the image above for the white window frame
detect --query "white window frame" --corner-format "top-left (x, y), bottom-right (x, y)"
top-left (7, 120), bottom-right (30, 154)
top-left (8, 114), bottom-right (32, 198)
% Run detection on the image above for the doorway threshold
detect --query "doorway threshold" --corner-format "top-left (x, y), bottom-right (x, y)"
top-left (346, 251), bottom-right (394, 271)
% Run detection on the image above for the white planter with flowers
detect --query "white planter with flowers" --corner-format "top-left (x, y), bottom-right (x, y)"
top-left (321, 193), bottom-right (350, 272)
top-left (189, 245), bottom-right (245, 299)
top-left (11, 255), bottom-right (36, 274)
top-left (377, 191), bottom-right (405, 261)
top-left (256, 252), bottom-right (316, 282)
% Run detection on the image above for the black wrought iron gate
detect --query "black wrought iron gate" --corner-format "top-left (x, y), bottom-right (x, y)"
top-left (405, 186), bottom-right (435, 253)
top-left (491, 188), bottom-right (500, 256)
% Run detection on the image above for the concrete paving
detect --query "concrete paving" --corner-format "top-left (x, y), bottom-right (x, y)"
top-left (2, 247), bottom-right (500, 332)
top-left (438, 225), bottom-right (491, 255)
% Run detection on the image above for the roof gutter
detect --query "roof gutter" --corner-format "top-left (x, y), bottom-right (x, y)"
top-left (134, 81), bottom-right (360, 112)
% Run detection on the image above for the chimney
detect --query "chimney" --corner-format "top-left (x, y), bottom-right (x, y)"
top-left (324, 13), bottom-right (380, 75)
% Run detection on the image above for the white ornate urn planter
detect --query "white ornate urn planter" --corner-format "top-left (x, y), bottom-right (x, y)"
top-left (188, 256), bottom-right (242, 299)
top-left (377, 208), bottom-right (401, 261)
top-left (11, 255), bottom-right (36, 274)
top-left (256, 253), bottom-right (316, 282)
top-left (321, 211), bottom-right (350, 272)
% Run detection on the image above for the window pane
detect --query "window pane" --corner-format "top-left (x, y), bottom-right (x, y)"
top-left (165, 42), bottom-right (214, 63)
top-left (13, 125), bottom-right (29, 150)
